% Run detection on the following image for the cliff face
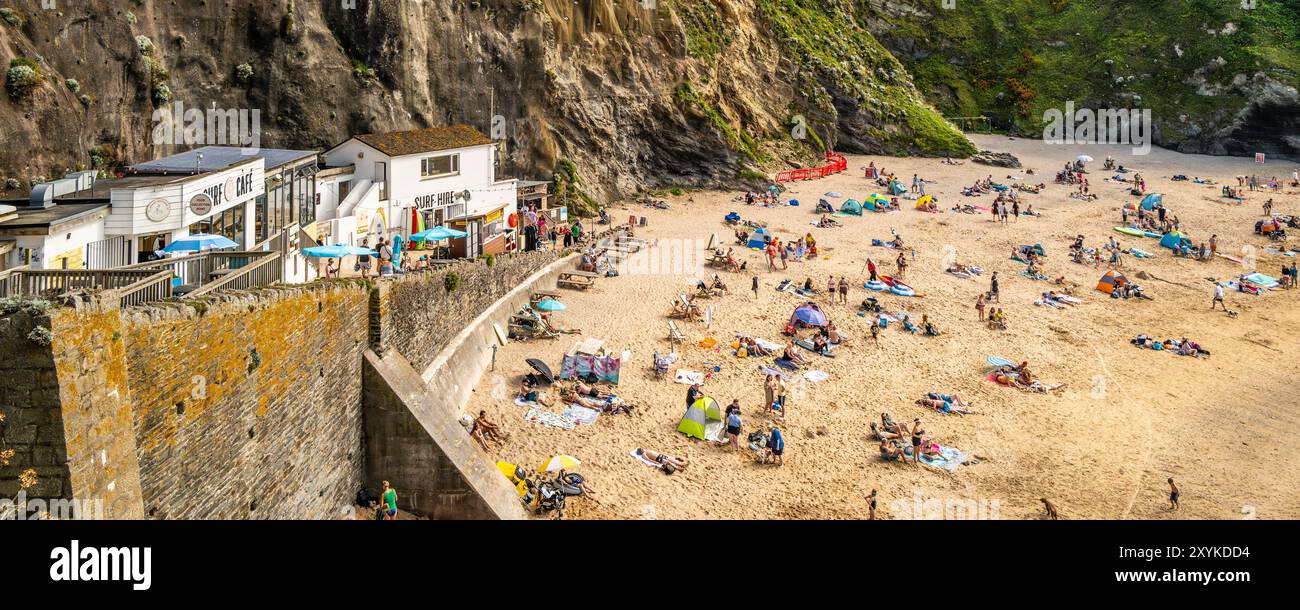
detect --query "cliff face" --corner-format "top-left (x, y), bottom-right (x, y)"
top-left (0, 0), bottom-right (973, 205)
top-left (864, 0), bottom-right (1300, 160)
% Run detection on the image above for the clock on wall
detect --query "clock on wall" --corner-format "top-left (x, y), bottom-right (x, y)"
top-left (146, 198), bottom-right (170, 222)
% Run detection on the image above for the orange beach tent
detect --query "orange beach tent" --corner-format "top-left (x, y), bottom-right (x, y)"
top-left (1096, 270), bottom-right (1128, 294)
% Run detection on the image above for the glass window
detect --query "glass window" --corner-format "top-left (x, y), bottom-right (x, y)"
top-left (420, 154), bottom-right (459, 178)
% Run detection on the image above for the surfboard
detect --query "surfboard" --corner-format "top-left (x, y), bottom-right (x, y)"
top-left (1114, 227), bottom-right (1145, 237)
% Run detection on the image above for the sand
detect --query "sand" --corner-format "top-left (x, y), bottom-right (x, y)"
top-left (466, 135), bottom-right (1300, 520)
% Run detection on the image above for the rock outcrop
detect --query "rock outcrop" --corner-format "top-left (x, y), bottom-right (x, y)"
top-left (0, 0), bottom-right (974, 205)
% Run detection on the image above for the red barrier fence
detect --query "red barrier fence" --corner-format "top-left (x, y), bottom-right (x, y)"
top-left (775, 152), bottom-right (848, 183)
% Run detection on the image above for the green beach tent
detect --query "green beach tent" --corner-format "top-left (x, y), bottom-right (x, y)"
top-left (840, 199), bottom-right (863, 215)
top-left (676, 396), bottom-right (721, 440)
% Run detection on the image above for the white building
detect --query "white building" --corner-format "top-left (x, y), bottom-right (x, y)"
top-left (320, 124), bottom-right (517, 257)
top-left (0, 149), bottom-right (320, 270)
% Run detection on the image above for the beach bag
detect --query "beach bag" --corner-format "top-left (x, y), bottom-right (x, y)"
top-left (661, 463), bottom-right (676, 475)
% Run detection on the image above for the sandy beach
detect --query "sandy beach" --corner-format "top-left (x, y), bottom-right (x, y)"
top-left (468, 135), bottom-right (1300, 520)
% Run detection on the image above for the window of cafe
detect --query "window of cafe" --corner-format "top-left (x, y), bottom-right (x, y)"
top-left (189, 203), bottom-right (246, 247)
top-left (136, 233), bottom-right (169, 262)
top-left (255, 162), bottom-right (317, 242)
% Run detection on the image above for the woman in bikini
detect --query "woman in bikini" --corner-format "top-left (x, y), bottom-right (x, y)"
top-left (910, 419), bottom-right (926, 465)
top-left (636, 448), bottom-right (688, 470)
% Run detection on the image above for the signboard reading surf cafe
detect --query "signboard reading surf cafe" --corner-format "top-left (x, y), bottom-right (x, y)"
top-left (183, 161), bottom-right (263, 224)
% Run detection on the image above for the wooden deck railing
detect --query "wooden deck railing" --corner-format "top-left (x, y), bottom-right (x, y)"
top-left (119, 251), bottom-right (274, 289)
top-left (184, 253), bottom-right (283, 299)
top-left (0, 268), bottom-right (174, 307)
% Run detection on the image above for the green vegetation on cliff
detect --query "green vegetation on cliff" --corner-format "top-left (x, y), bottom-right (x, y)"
top-left (871, 0), bottom-right (1300, 141)
top-left (752, 0), bottom-right (976, 156)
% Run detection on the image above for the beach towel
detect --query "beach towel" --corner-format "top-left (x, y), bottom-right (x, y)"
top-left (562, 405), bottom-right (601, 426)
top-left (525, 407), bottom-right (576, 430)
top-left (515, 397), bottom-right (541, 408)
top-left (756, 365), bottom-right (789, 379)
top-left (674, 369), bottom-right (706, 385)
top-left (629, 449), bottom-right (663, 469)
top-left (803, 370), bottom-right (831, 383)
top-left (773, 358), bottom-right (799, 370)
top-left (1243, 273), bottom-right (1280, 288)
top-left (909, 445), bottom-right (972, 473)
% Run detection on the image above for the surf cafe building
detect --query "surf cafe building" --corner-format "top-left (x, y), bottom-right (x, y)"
top-left (0, 158), bottom-right (266, 269)
top-left (321, 125), bottom-right (517, 258)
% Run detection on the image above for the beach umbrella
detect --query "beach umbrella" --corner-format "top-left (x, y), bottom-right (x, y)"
top-left (411, 226), bottom-right (469, 242)
top-left (534, 299), bottom-right (566, 312)
top-left (162, 233), bottom-right (239, 253)
top-left (537, 454), bottom-right (580, 473)
top-left (792, 304), bottom-right (828, 326)
top-left (1076, 154), bottom-right (1093, 163)
top-left (986, 356), bottom-right (1015, 368)
top-left (526, 358), bottom-right (555, 383)
top-left (302, 244), bottom-right (377, 258)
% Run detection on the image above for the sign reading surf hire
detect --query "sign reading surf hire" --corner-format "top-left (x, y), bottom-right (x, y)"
top-left (412, 190), bottom-right (456, 210)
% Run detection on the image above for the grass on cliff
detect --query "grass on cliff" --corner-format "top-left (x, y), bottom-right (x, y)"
top-left (872, 0), bottom-right (1300, 140)
top-left (752, 0), bottom-right (976, 156)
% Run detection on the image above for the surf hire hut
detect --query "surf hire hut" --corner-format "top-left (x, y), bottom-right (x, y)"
top-left (0, 156), bottom-right (268, 269)
top-left (321, 125), bottom-right (517, 258)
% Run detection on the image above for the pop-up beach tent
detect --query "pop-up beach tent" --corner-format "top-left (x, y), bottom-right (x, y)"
top-left (747, 227), bottom-right (772, 249)
top-left (1159, 231), bottom-right (1191, 250)
top-left (1096, 270), bottom-right (1128, 294)
top-left (840, 199), bottom-right (863, 215)
top-left (1139, 193), bottom-right (1163, 210)
top-left (677, 396), bottom-right (721, 440)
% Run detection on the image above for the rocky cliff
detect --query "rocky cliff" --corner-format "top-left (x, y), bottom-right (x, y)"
top-left (864, 0), bottom-right (1300, 160)
top-left (5, 1), bottom-right (1289, 208)
top-left (0, 0), bottom-right (974, 206)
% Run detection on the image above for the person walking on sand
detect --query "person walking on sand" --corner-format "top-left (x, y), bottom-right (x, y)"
top-left (766, 243), bottom-right (777, 272)
top-left (752, 274), bottom-right (760, 299)
top-left (870, 319), bottom-right (880, 346)
top-left (1212, 282), bottom-right (1227, 311)
top-left (1209, 234), bottom-right (1218, 257)
top-left (896, 251), bottom-right (907, 279)
top-left (1168, 478), bottom-right (1180, 511)
top-left (976, 293), bottom-right (986, 321)
top-left (866, 488), bottom-right (878, 520)
top-left (838, 277), bottom-right (849, 305)
top-left (990, 272), bottom-right (1000, 303)
top-left (867, 257), bottom-right (878, 282)
top-left (763, 374), bottom-right (777, 414)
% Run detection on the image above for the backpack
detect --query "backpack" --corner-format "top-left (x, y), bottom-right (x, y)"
top-left (661, 463), bottom-right (677, 475)
top-left (356, 488), bottom-right (378, 507)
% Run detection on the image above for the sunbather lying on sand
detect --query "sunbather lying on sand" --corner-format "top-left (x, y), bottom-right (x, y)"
top-left (634, 448), bottom-right (688, 470)
top-left (519, 380), bottom-right (553, 406)
top-left (783, 342), bottom-right (812, 366)
top-left (916, 393), bottom-right (974, 415)
top-left (880, 439), bottom-right (906, 462)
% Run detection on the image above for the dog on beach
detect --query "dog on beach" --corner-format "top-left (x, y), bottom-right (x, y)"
top-left (1041, 498), bottom-right (1060, 520)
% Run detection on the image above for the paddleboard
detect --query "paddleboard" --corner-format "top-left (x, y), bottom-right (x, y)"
top-left (1114, 227), bottom-right (1145, 237)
